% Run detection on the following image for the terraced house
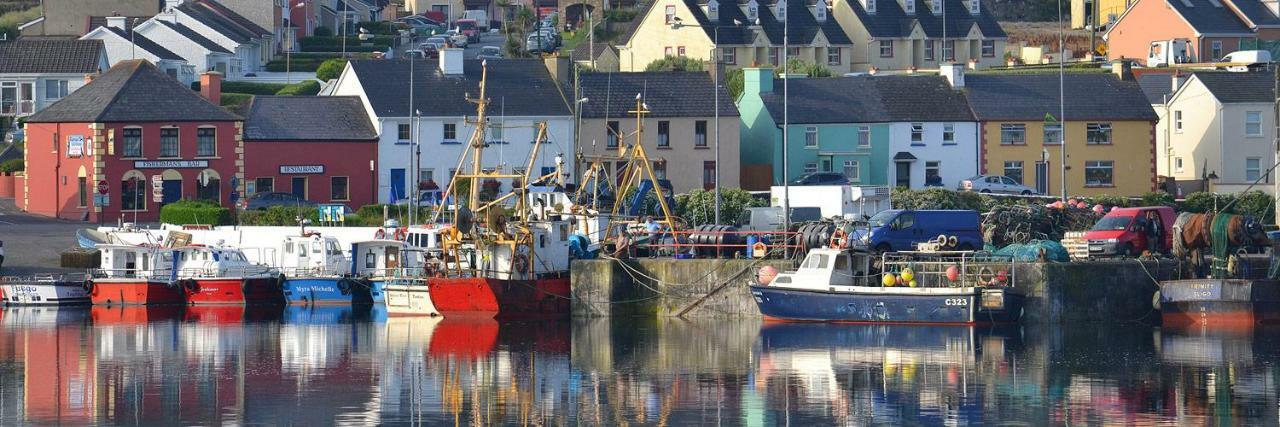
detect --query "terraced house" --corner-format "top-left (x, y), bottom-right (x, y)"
top-left (617, 0), bottom-right (855, 73)
top-left (830, 0), bottom-right (1008, 72)
top-left (966, 65), bottom-right (1159, 197)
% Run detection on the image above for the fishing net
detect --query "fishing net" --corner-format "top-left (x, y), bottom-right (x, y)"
top-left (982, 204), bottom-right (1100, 248)
top-left (1210, 213), bottom-right (1236, 279)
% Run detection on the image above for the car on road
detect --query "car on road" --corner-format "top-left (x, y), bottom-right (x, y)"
top-left (959, 175), bottom-right (1038, 195)
top-left (445, 29), bottom-right (468, 48)
top-left (425, 35), bottom-right (450, 47)
top-left (417, 42), bottom-right (440, 58)
top-left (455, 19), bottom-right (480, 42)
top-left (476, 46), bottom-right (504, 60)
top-left (398, 17), bottom-right (444, 36)
top-left (245, 192), bottom-right (316, 211)
top-left (788, 172), bottom-right (850, 186)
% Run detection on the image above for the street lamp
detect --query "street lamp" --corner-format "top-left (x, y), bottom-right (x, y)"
top-left (285, 1), bottom-right (305, 85)
top-left (671, 16), bottom-right (740, 225)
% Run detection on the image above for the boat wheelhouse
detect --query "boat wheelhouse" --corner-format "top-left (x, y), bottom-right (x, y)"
top-left (90, 244), bottom-right (282, 305)
top-left (352, 239), bottom-right (439, 316)
top-left (273, 233), bottom-right (374, 305)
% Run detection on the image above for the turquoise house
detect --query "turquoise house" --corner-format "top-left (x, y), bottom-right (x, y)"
top-left (738, 68), bottom-right (890, 189)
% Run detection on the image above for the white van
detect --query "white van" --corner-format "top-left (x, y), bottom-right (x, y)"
top-left (1220, 50), bottom-right (1273, 72)
top-left (463, 10), bottom-right (488, 31)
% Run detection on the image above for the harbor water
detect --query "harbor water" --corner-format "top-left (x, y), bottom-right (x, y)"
top-left (1, 306), bottom-right (1278, 425)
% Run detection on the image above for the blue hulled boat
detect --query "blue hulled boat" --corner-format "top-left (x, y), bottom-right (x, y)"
top-left (750, 248), bottom-right (1024, 324)
top-left (276, 234), bottom-right (375, 305)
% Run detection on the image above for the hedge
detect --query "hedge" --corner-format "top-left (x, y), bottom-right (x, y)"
top-left (265, 59), bottom-right (323, 72)
top-left (221, 81), bottom-right (288, 95)
top-left (160, 200), bottom-right (233, 225)
top-left (0, 158), bottom-right (22, 173)
top-left (315, 58), bottom-right (348, 81)
top-left (220, 93), bottom-right (252, 109)
top-left (275, 80), bottom-right (321, 96)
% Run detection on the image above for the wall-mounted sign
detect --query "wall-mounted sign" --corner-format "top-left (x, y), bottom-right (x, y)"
top-left (67, 135), bottom-right (84, 158)
top-left (135, 160), bottom-right (209, 169)
top-left (280, 165), bottom-right (325, 174)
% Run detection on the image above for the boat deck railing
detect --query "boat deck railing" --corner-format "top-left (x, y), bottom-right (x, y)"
top-left (279, 266), bottom-right (345, 278)
top-left (2, 272), bottom-right (89, 283)
top-left (178, 266), bottom-right (278, 279)
top-left (358, 267), bottom-right (425, 279)
top-left (880, 251), bottom-right (1019, 289)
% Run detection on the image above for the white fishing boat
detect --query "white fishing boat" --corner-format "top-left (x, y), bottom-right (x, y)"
top-left (0, 273), bottom-right (92, 305)
top-left (351, 240), bottom-right (439, 316)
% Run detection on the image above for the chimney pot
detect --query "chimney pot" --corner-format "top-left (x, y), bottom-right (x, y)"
top-left (200, 71), bottom-right (222, 105)
top-left (1111, 59), bottom-right (1134, 81)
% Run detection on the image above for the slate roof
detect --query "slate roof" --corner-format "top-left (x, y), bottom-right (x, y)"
top-left (347, 59), bottom-right (571, 117)
top-left (155, 20), bottom-right (234, 54)
top-left (102, 27), bottom-right (183, 60)
top-left (758, 74), bottom-right (974, 124)
top-left (965, 73), bottom-right (1158, 121)
top-left (1136, 73), bottom-right (1174, 104)
top-left (1193, 71), bottom-right (1276, 103)
top-left (572, 40), bottom-right (617, 61)
top-left (621, 0), bottom-right (852, 46)
top-left (1228, 0), bottom-right (1280, 27)
top-left (26, 60), bottom-right (240, 123)
top-left (1166, 0), bottom-right (1253, 35)
top-left (177, 0), bottom-right (267, 44)
top-left (0, 39), bottom-right (102, 74)
top-left (244, 96), bottom-right (378, 141)
top-left (577, 72), bottom-right (738, 118)
top-left (845, 0), bottom-right (1006, 39)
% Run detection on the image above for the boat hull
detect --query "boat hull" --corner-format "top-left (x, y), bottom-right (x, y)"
top-left (750, 285), bottom-right (1024, 324)
top-left (381, 278), bottom-right (440, 317)
top-left (89, 280), bottom-right (186, 305)
top-left (283, 277), bottom-right (374, 305)
top-left (1, 282), bottom-right (91, 305)
top-left (427, 276), bottom-right (570, 319)
top-left (1159, 279), bottom-right (1280, 329)
top-left (181, 277), bottom-right (284, 305)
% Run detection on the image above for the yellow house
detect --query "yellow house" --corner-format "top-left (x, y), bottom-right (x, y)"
top-left (964, 67), bottom-right (1158, 197)
top-left (1071, 0), bottom-right (1135, 29)
top-left (616, 0), bottom-right (856, 73)
top-left (830, 0), bottom-right (1009, 72)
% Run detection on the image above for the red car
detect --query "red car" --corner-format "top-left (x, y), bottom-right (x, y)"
top-left (1085, 206), bottom-right (1176, 257)
top-left (455, 19), bottom-right (480, 42)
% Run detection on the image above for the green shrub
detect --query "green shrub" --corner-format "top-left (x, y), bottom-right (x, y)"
top-left (220, 93), bottom-right (252, 109)
top-left (275, 80), bottom-right (321, 96)
top-left (1181, 192), bottom-right (1228, 213)
top-left (240, 205), bottom-right (319, 226)
top-left (1139, 191), bottom-right (1176, 207)
top-left (1090, 194), bottom-right (1129, 208)
top-left (1231, 190), bottom-right (1274, 222)
top-left (358, 21), bottom-right (402, 35)
top-left (221, 81), bottom-right (288, 95)
top-left (891, 188), bottom-right (992, 211)
top-left (314, 26), bottom-right (333, 36)
top-left (675, 188), bottom-right (766, 226)
top-left (315, 58), bottom-right (348, 81)
top-left (297, 44), bottom-right (383, 53)
top-left (775, 59), bottom-right (832, 78)
top-left (0, 158), bottom-right (23, 173)
top-left (645, 56), bottom-right (704, 72)
top-left (603, 8), bottom-right (638, 22)
top-left (160, 200), bottom-right (233, 226)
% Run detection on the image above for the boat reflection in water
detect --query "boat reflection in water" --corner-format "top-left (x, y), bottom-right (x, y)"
top-left (5, 307), bottom-right (1280, 424)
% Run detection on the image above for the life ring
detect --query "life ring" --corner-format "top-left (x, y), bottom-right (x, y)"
top-left (394, 228), bottom-right (408, 241)
top-left (976, 266), bottom-right (993, 285)
top-left (374, 229), bottom-right (386, 239)
top-left (947, 235), bottom-right (959, 248)
top-left (829, 228), bottom-right (847, 249)
top-left (513, 254), bottom-right (530, 274)
top-left (337, 278), bottom-right (353, 295)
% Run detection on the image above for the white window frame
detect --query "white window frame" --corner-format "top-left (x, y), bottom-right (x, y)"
top-left (879, 40), bottom-right (893, 58)
top-left (843, 160), bottom-right (861, 182)
top-left (857, 125), bottom-right (871, 147)
top-left (1246, 157), bottom-right (1262, 182)
top-left (159, 127), bottom-right (180, 158)
top-left (1085, 160), bottom-right (1115, 187)
top-left (1173, 110), bottom-right (1183, 133)
top-left (1246, 111), bottom-right (1263, 136)
top-left (1003, 161), bottom-right (1024, 184)
top-left (804, 126), bottom-right (818, 147)
top-left (1086, 122), bottom-right (1112, 145)
top-left (910, 123), bottom-right (924, 144)
top-left (924, 40), bottom-right (934, 60)
top-left (1174, 157), bottom-right (1184, 173)
top-left (196, 126), bottom-right (217, 157)
top-left (827, 47), bottom-right (841, 65)
top-left (722, 47), bottom-right (736, 65)
top-left (942, 123), bottom-right (955, 144)
top-left (1000, 123), bottom-right (1026, 145)
top-left (1043, 123), bottom-right (1062, 145)
top-left (804, 162), bottom-right (818, 173)
top-left (981, 40), bottom-right (995, 57)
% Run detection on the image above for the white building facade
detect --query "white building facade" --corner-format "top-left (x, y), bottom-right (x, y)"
top-left (886, 121), bottom-right (979, 189)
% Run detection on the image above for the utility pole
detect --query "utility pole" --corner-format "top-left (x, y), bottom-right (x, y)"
top-left (1059, 0), bottom-right (1067, 202)
top-left (782, 9), bottom-right (790, 257)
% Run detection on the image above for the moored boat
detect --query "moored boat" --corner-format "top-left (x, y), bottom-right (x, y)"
top-left (353, 239), bottom-right (439, 316)
top-left (169, 245), bottom-right (283, 305)
top-left (0, 273), bottom-right (91, 305)
top-left (272, 233), bottom-right (373, 305)
top-left (1158, 278), bottom-right (1280, 329)
top-left (89, 244), bottom-right (186, 305)
top-left (750, 248), bottom-right (1024, 324)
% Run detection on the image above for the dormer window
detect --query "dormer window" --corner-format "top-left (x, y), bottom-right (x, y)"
top-left (864, 0), bottom-right (876, 14)
top-left (776, 0), bottom-right (787, 21)
top-left (708, 0), bottom-right (719, 20)
top-left (931, 0), bottom-right (941, 14)
top-left (903, 0), bottom-right (914, 14)
top-left (815, 0), bottom-right (827, 21)
top-left (968, 0), bottom-right (979, 14)
top-left (747, 0), bottom-right (759, 19)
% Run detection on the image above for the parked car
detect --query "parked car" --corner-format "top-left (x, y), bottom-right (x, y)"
top-left (526, 34), bottom-right (552, 53)
top-left (445, 29), bottom-right (468, 48)
top-left (463, 10), bottom-right (489, 31)
top-left (1085, 206), bottom-right (1176, 257)
top-left (425, 35), bottom-right (450, 48)
top-left (399, 17), bottom-right (443, 36)
top-left (788, 172), bottom-right (850, 186)
top-left (403, 49), bottom-right (427, 59)
top-left (245, 192), bottom-right (316, 211)
top-left (455, 19), bottom-right (480, 42)
top-left (959, 175), bottom-right (1038, 195)
top-left (476, 46), bottom-right (504, 60)
top-left (860, 209), bottom-right (982, 252)
top-left (418, 42), bottom-right (440, 58)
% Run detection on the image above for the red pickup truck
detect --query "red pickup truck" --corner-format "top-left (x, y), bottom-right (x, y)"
top-left (1085, 206), bottom-right (1177, 257)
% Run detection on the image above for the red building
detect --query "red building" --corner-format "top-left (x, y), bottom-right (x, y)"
top-left (23, 60), bottom-right (242, 222)
top-left (242, 96), bottom-right (378, 209)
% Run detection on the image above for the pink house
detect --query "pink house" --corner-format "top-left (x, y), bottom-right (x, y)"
top-left (1105, 0), bottom-right (1280, 65)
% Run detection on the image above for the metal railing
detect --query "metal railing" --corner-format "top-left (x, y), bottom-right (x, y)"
top-left (2, 273), bottom-right (89, 283)
top-left (880, 251), bottom-right (1019, 289)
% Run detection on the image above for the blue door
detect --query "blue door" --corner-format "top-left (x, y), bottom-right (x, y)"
top-left (389, 169), bottom-right (406, 202)
top-left (161, 180), bottom-right (182, 205)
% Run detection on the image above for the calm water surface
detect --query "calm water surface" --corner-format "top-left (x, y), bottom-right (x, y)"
top-left (1, 306), bottom-right (1278, 425)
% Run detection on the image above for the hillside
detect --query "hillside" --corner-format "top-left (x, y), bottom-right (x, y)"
top-left (990, 0), bottom-right (1070, 22)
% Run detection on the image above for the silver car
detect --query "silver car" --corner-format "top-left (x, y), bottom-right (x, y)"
top-left (959, 175), bottom-right (1039, 195)
top-left (476, 46), bottom-right (504, 60)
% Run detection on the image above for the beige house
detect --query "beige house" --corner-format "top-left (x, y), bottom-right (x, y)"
top-left (616, 0), bottom-right (856, 73)
top-left (405, 0), bottom-right (467, 20)
top-left (1153, 72), bottom-right (1276, 195)
top-left (19, 0), bottom-right (161, 37)
top-left (576, 72), bottom-right (740, 193)
top-left (830, 0), bottom-right (1007, 72)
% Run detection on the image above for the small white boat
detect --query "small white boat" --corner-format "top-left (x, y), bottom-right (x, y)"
top-left (1, 274), bottom-right (92, 305)
top-left (352, 240), bottom-right (440, 317)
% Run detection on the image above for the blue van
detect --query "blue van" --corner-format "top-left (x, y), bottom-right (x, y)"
top-left (860, 209), bottom-right (982, 252)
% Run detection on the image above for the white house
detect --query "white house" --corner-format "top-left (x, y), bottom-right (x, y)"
top-left (887, 120), bottom-right (979, 189)
top-left (331, 52), bottom-right (575, 204)
top-left (135, 18), bottom-right (238, 77)
top-left (155, 0), bottom-right (273, 79)
top-left (81, 17), bottom-right (198, 86)
top-left (0, 39), bottom-right (107, 118)
top-left (1157, 72), bottom-right (1276, 195)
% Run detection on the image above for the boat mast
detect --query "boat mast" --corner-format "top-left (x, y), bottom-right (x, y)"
top-left (466, 64), bottom-right (491, 210)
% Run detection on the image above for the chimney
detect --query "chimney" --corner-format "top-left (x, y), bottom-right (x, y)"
top-left (1111, 59), bottom-right (1134, 81)
top-left (1172, 72), bottom-right (1188, 93)
top-left (105, 15), bottom-right (127, 30)
top-left (744, 67), bottom-right (774, 96)
top-left (940, 62), bottom-right (964, 87)
top-left (438, 47), bottom-right (464, 75)
top-left (544, 55), bottom-right (571, 87)
top-left (200, 71), bottom-right (222, 104)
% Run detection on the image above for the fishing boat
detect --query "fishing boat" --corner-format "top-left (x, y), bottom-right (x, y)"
top-left (274, 233), bottom-right (374, 305)
top-left (89, 244), bottom-right (283, 305)
top-left (0, 273), bottom-right (91, 305)
top-left (89, 244), bottom-right (187, 305)
top-left (352, 239), bottom-right (439, 316)
top-left (1158, 278), bottom-right (1280, 328)
top-left (750, 248), bottom-right (1024, 324)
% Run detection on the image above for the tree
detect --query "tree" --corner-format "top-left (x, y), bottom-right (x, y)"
top-left (723, 68), bottom-right (744, 101)
top-left (774, 59), bottom-right (832, 78)
top-left (644, 56), bottom-right (705, 72)
top-left (315, 58), bottom-right (348, 81)
top-left (675, 188), bottom-right (767, 226)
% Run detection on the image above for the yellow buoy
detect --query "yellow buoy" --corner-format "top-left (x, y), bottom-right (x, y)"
top-left (882, 273), bottom-right (896, 287)
top-left (901, 268), bottom-right (915, 283)
top-left (908, 280), bottom-right (918, 288)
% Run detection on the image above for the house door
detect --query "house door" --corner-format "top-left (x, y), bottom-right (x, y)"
top-left (1035, 162), bottom-right (1049, 194)
top-left (161, 180), bottom-right (182, 205)
top-left (18, 82), bottom-right (32, 115)
top-left (821, 158), bottom-right (833, 172)
top-left (390, 168), bottom-right (406, 202)
top-left (895, 162), bottom-right (911, 188)
top-left (291, 176), bottom-right (307, 200)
